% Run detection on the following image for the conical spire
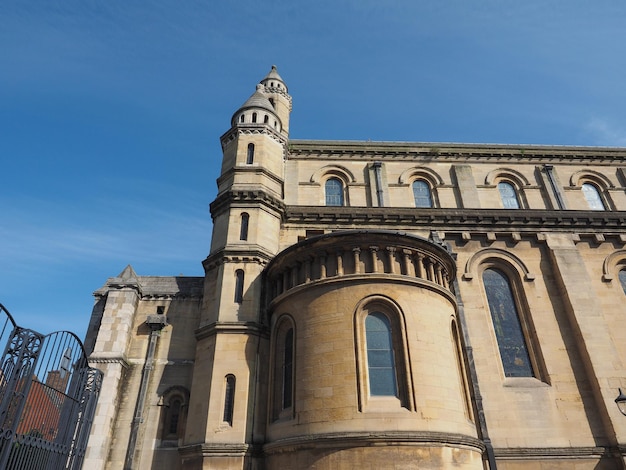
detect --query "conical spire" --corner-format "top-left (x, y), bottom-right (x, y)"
top-left (237, 84), bottom-right (275, 113)
top-left (260, 65), bottom-right (288, 93)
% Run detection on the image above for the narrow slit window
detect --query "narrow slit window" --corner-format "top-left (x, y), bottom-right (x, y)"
top-left (168, 398), bottom-right (181, 436)
top-left (412, 180), bottom-right (432, 208)
top-left (282, 328), bottom-right (294, 409)
top-left (240, 115), bottom-right (245, 123)
top-left (498, 182), bottom-right (520, 209)
top-left (246, 143), bottom-right (255, 164)
top-left (264, 115), bottom-right (269, 124)
top-left (223, 375), bottom-right (235, 425)
top-left (325, 178), bottom-right (344, 206)
top-left (234, 270), bottom-right (244, 304)
top-left (252, 112), bottom-right (257, 123)
top-left (582, 183), bottom-right (605, 210)
top-left (240, 213), bottom-right (249, 241)
top-left (483, 268), bottom-right (533, 377)
top-left (365, 312), bottom-right (397, 396)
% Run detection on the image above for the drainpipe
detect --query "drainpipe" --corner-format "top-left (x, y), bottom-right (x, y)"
top-left (124, 314), bottom-right (167, 470)
top-left (544, 165), bottom-right (567, 210)
top-left (451, 273), bottom-right (498, 470)
top-left (373, 161), bottom-right (384, 207)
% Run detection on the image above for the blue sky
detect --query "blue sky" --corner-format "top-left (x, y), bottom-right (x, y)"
top-left (1, 1), bottom-right (625, 337)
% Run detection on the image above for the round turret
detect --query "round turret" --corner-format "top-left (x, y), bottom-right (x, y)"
top-left (231, 84), bottom-right (283, 132)
top-left (260, 65), bottom-right (288, 94)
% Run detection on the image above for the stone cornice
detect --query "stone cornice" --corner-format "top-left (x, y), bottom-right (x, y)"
top-left (88, 355), bottom-right (130, 368)
top-left (178, 442), bottom-right (261, 458)
top-left (216, 166), bottom-right (284, 193)
top-left (263, 431), bottom-right (486, 454)
top-left (284, 207), bottom-right (626, 233)
top-left (221, 125), bottom-right (287, 150)
top-left (202, 246), bottom-right (275, 271)
top-left (210, 189), bottom-right (285, 220)
top-left (288, 139), bottom-right (626, 164)
top-left (493, 445), bottom-right (612, 459)
top-left (195, 321), bottom-right (268, 340)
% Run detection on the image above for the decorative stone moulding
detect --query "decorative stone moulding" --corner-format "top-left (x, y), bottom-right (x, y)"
top-left (263, 229), bottom-right (456, 307)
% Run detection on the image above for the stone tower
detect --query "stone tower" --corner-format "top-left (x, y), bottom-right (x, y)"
top-left (181, 66), bottom-right (292, 468)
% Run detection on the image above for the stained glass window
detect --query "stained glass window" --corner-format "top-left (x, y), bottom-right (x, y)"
top-left (412, 180), bottom-right (433, 208)
top-left (582, 183), bottom-right (605, 210)
top-left (366, 312), bottom-right (397, 396)
top-left (325, 178), bottom-right (344, 206)
top-left (483, 268), bottom-right (533, 377)
top-left (498, 182), bottom-right (520, 209)
top-left (619, 269), bottom-right (626, 296)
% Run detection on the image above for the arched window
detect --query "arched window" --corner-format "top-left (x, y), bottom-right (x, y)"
top-left (240, 213), bottom-right (249, 241)
top-left (412, 180), bottom-right (432, 208)
top-left (223, 375), bottom-right (235, 425)
top-left (272, 317), bottom-right (295, 420)
top-left (246, 143), bottom-right (254, 164)
top-left (282, 328), bottom-right (294, 408)
top-left (582, 182), bottom-right (605, 210)
top-left (159, 387), bottom-right (189, 443)
top-left (234, 270), bottom-right (244, 304)
top-left (619, 269), bottom-right (626, 296)
top-left (482, 268), bottom-right (533, 377)
top-left (264, 115), bottom-right (269, 124)
top-left (240, 115), bottom-right (245, 123)
top-left (498, 182), bottom-right (520, 209)
top-left (365, 312), bottom-right (397, 396)
top-left (325, 178), bottom-right (344, 206)
top-left (252, 112), bottom-right (257, 123)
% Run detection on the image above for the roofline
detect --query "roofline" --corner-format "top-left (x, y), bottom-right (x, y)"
top-left (288, 139), bottom-right (626, 155)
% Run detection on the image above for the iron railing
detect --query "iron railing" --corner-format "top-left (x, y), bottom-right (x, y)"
top-left (0, 303), bottom-right (102, 469)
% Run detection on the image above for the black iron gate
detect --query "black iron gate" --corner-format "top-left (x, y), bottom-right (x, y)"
top-left (0, 303), bottom-right (102, 469)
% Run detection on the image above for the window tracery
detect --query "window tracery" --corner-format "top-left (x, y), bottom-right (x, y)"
top-left (482, 268), bottom-right (533, 377)
top-left (325, 177), bottom-right (344, 206)
top-left (497, 181), bottom-right (521, 209)
top-left (412, 180), bottom-right (433, 208)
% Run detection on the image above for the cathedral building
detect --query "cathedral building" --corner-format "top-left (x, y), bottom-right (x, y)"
top-left (84, 66), bottom-right (626, 469)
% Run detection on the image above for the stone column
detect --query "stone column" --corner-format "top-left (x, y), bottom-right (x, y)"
top-left (544, 233), bottom-right (624, 453)
top-left (84, 266), bottom-right (141, 470)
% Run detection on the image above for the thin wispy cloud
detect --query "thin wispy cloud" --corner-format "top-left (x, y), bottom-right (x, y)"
top-left (585, 118), bottom-right (626, 147)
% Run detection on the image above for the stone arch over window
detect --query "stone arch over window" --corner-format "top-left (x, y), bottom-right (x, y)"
top-left (311, 166), bottom-right (355, 207)
top-left (271, 314), bottom-right (296, 421)
top-left (354, 296), bottom-right (414, 411)
top-left (481, 267), bottom-right (538, 378)
top-left (602, 250), bottom-right (626, 285)
top-left (159, 386), bottom-right (190, 443)
top-left (569, 170), bottom-right (615, 210)
top-left (399, 167), bottom-right (443, 208)
top-left (466, 254), bottom-right (545, 382)
top-left (463, 248), bottom-right (535, 281)
top-left (485, 168), bottom-right (530, 209)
